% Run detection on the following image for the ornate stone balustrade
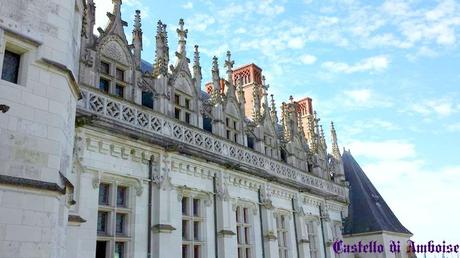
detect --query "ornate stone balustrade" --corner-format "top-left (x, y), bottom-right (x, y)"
top-left (77, 86), bottom-right (348, 201)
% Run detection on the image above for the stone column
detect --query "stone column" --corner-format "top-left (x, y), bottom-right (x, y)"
top-left (215, 171), bottom-right (237, 258)
top-left (151, 152), bottom-right (181, 258)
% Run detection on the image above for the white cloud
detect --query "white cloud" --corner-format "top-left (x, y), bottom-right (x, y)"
top-left (446, 122), bottom-right (460, 132)
top-left (344, 89), bottom-right (372, 103)
top-left (257, 0), bottom-right (285, 16)
top-left (322, 55), bottom-right (389, 73)
top-left (408, 99), bottom-right (458, 117)
top-left (299, 54), bottom-right (317, 65)
top-left (348, 140), bottom-right (416, 160)
top-left (287, 37), bottom-right (305, 49)
top-left (182, 1), bottom-right (193, 9)
top-left (187, 14), bottom-right (216, 32)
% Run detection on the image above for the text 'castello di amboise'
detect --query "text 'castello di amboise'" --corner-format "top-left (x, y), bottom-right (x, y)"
top-left (0, 0), bottom-right (389, 257)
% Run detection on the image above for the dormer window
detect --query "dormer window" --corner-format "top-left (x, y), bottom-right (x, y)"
top-left (174, 91), bottom-right (193, 125)
top-left (264, 134), bottom-right (277, 158)
top-left (225, 116), bottom-right (239, 143)
top-left (98, 60), bottom-right (128, 99)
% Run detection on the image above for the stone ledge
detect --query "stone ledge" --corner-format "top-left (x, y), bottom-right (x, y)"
top-left (218, 229), bottom-right (236, 237)
top-left (152, 224), bottom-right (176, 233)
top-left (0, 174), bottom-right (65, 194)
top-left (68, 214), bottom-right (87, 224)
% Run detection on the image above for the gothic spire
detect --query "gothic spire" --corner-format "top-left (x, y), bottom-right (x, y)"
top-left (224, 50), bottom-right (234, 83)
top-left (100, 0), bottom-right (128, 41)
top-left (224, 51), bottom-right (236, 98)
top-left (175, 18), bottom-right (188, 61)
top-left (331, 122), bottom-right (341, 159)
top-left (320, 125), bottom-right (327, 149)
top-left (153, 20), bottom-right (169, 77)
top-left (132, 10), bottom-right (142, 69)
top-left (193, 45), bottom-right (202, 85)
top-left (270, 94), bottom-right (278, 124)
top-left (211, 56), bottom-right (222, 104)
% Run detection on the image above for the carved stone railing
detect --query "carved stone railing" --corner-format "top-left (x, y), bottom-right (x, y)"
top-left (77, 86), bottom-right (348, 200)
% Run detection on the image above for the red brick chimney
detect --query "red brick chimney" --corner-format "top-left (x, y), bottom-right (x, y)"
top-left (231, 63), bottom-right (263, 118)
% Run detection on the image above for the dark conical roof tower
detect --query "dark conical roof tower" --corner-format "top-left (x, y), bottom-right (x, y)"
top-left (342, 150), bottom-right (412, 235)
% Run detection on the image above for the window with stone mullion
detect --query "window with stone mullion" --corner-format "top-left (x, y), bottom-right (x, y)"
top-left (174, 92), bottom-right (193, 124)
top-left (236, 206), bottom-right (253, 258)
top-left (99, 60), bottom-right (127, 98)
top-left (276, 214), bottom-right (289, 258)
top-left (96, 182), bottom-right (131, 258)
top-left (225, 116), bottom-right (239, 143)
top-left (307, 220), bottom-right (318, 258)
top-left (182, 197), bottom-right (204, 258)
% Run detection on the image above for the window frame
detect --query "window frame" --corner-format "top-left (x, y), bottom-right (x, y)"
top-left (98, 57), bottom-right (129, 98)
top-left (276, 213), bottom-right (290, 258)
top-left (225, 115), bottom-right (239, 143)
top-left (0, 34), bottom-right (34, 87)
top-left (174, 90), bottom-right (194, 125)
top-left (236, 205), bottom-right (255, 258)
top-left (181, 195), bottom-right (207, 258)
top-left (97, 181), bottom-right (133, 258)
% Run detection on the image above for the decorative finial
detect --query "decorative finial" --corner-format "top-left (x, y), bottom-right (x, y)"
top-left (194, 45), bottom-right (200, 64)
top-left (134, 10), bottom-right (141, 30)
top-left (331, 121), bottom-right (341, 158)
top-left (212, 56), bottom-right (219, 71)
top-left (176, 18), bottom-right (188, 58)
top-left (270, 94), bottom-right (278, 124)
top-left (289, 95), bottom-right (294, 103)
top-left (177, 18), bottom-right (188, 41)
top-left (193, 45), bottom-right (202, 83)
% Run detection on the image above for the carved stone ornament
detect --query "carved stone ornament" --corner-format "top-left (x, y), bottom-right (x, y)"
top-left (215, 173), bottom-right (230, 201)
top-left (82, 49), bottom-right (94, 67)
top-left (260, 184), bottom-right (273, 209)
top-left (135, 179), bottom-right (143, 196)
top-left (92, 172), bottom-right (101, 188)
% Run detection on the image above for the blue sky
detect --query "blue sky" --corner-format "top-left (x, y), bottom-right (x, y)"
top-left (94, 0), bottom-right (460, 250)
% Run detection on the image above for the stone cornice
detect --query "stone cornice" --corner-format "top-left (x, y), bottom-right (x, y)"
top-left (76, 86), bottom-right (348, 202)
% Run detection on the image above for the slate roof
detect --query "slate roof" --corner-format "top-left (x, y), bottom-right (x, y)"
top-left (342, 150), bottom-right (412, 236)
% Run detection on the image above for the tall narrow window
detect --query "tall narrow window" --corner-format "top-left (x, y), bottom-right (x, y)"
top-left (225, 116), bottom-right (239, 143)
top-left (117, 186), bottom-right (127, 207)
top-left (100, 61), bottom-right (110, 74)
top-left (276, 214), bottom-right (289, 258)
top-left (236, 206), bottom-right (253, 258)
top-left (307, 221), bottom-right (318, 258)
top-left (185, 112), bottom-right (191, 124)
top-left (247, 136), bottom-right (255, 149)
top-left (99, 183), bottom-right (110, 205)
top-left (116, 68), bottom-right (124, 81)
top-left (97, 211), bottom-right (108, 234)
top-left (203, 116), bottom-right (212, 133)
top-left (99, 78), bottom-right (109, 93)
top-left (115, 242), bottom-right (125, 258)
top-left (116, 213), bottom-right (126, 235)
top-left (1, 50), bottom-right (20, 84)
top-left (115, 84), bottom-right (124, 98)
top-left (175, 108), bottom-right (181, 120)
top-left (182, 197), bottom-right (205, 258)
top-left (97, 182), bottom-right (131, 256)
top-left (96, 241), bottom-right (108, 258)
top-left (142, 91), bottom-right (154, 109)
